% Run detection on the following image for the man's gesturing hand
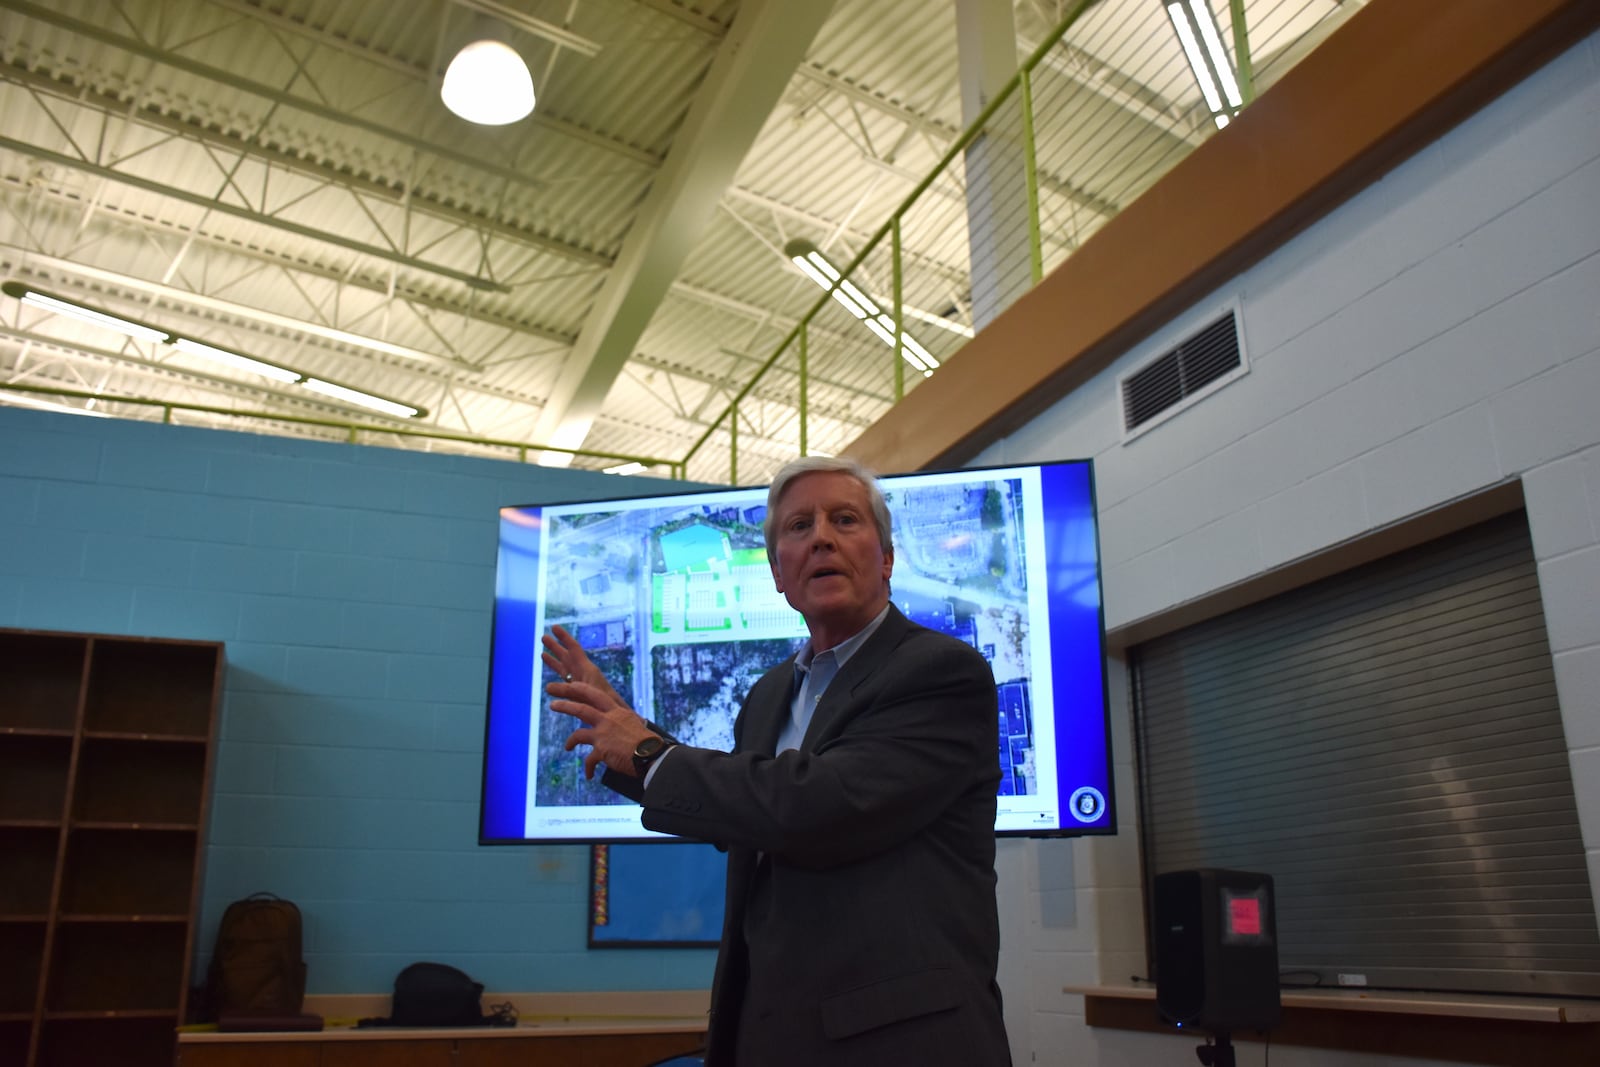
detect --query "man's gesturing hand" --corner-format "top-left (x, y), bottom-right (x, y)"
top-left (545, 678), bottom-right (657, 779)
top-left (540, 625), bottom-right (627, 707)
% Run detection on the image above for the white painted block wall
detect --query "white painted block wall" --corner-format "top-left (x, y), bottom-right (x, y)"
top-left (978, 30), bottom-right (1600, 1067)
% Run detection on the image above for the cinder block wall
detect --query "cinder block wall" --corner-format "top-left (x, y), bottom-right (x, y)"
top-left (980, 30), bottom-right (1600, 1066)
top-left (0, 410), bottom-right (718, 993)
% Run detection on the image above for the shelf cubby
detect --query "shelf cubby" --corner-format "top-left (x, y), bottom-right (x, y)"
top-left (71, 737), bottom-right (207, 826)
top-left (83, 638), bottom-right (219, 738)
top-left (0, 923), bottom-right (45, 1015)
top-left (0, 827), bottom-right (61, 915)
top-left (0, 632), bottom-right (85, 731)
top-left (0, 735), bottom-right (71, 823)
top-left (60, 827), bottom-right (198, 916)
top-left (47, 921), bottom-right (187, 1014)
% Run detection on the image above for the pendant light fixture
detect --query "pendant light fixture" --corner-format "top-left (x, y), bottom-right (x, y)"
top-left (441, 38), bottom-right (536, 126)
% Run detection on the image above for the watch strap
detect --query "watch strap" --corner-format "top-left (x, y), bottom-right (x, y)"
top-left (631, 735), bottom-right (675, 777)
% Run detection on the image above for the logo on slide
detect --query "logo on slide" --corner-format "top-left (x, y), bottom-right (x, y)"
top-left (1067, 786), bottom-right (1105, 823)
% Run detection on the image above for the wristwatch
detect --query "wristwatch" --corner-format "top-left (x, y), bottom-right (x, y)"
top-left (631, 734), bottom-right (675, 777)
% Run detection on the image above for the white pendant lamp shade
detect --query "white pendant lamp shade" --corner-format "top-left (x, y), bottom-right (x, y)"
top-left (441, 39), bottom-right (536, 125)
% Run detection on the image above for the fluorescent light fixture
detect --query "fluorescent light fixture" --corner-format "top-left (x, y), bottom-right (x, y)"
top-left (862, 316), bottom-right (898, 347)
top-left (782, 240), bottom-right (941, 377)
top-left (1168, 1), bottom-right (1243, 124)
top-left (802, 251), bottom-right (840, 282)
top-left (301, 378), bottom-right (421, 418)
top-left (6, 284), bottom-right (168, 343)
top-left (871, 314), bottom-right (929, 367)
top-left (791, 250), bottom-right (872, 317)
top-left (603, 462), bottom-right (648, 476)
top-left (5, 280), bottom-right (429, 420)
top-left (173, 337), bottom-right (301, 383)
top-left (827, 286), bottom-right (871, 320)
top-left (1167, 4), bottom-right (1222, 113)
top-left (838, 278), bottom-right (881, 317)
top-left (865, 313), bottom-right (934, 377)
top-left (0, 392), bottom-right (112, 418)
top-left (21, 255), bottom-right (469, 368)
top-left (901, 331), bottom-right (939, 372)
top-left (790, 255), bottom-right (835, 290)
top-left (1190, 0), bottom-right (1242, 107)
top-left (441, 40), bottom-right (536, 125)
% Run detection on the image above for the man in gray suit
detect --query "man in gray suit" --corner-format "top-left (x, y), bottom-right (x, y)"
top-left (545, 456), bottom-right (1010, 1067)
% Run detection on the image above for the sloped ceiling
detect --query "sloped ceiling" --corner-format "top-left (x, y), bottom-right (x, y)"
top-left (0, 0), bottom-right (1359, 483)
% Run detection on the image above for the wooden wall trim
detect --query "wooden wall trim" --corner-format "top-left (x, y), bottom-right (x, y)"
top-left (843, 0), bottom-right (1600, 474)
top-left (298, 988), bottom-right (710, 1024)
top-left (1080, 992), bottom-right (1600, 1067)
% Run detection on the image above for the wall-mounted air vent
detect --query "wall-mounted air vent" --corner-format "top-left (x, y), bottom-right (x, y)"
top-left (1120, 309), bottom-right (1245, 436)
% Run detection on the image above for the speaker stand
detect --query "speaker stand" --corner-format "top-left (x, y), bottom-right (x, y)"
top-left (1194, 1031), bottom-right (1235, 1067)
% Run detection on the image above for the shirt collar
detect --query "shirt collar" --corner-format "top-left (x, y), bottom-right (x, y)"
top-left (795, 603), bottom-right (892, 676)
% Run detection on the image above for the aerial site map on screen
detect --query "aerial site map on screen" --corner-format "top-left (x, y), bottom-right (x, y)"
top-left (480, 460), bottom-right (1114, 843)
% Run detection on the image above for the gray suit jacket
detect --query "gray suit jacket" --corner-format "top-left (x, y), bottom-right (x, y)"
top-left (606, 606), bottom-right (1010, 1067)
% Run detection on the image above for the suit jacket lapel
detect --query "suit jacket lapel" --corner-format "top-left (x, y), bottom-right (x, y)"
top-left (744, 652), bottom-right (798, 756)
top-left (800, 605), bottom-right (912, 750)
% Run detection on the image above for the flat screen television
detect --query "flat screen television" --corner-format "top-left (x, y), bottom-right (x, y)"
top-left (480, 459), bottom-right (1114, 844)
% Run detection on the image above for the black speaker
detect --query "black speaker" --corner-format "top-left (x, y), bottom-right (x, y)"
top-left (1153, 868), bottom-right (1280, 1032)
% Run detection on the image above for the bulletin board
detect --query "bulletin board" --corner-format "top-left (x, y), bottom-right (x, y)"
top-left (588, 842), bottom-right (725, 948)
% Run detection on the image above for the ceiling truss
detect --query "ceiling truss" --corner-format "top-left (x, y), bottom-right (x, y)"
top-left (0, 0), bottom-right (1355, 478)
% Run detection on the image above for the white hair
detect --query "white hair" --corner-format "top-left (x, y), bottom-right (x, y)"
top-left (762, 456), bottom-right (892, 563)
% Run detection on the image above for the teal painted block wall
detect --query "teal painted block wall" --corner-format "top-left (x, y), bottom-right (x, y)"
top-left (0, 406), bottom-right (718, 993)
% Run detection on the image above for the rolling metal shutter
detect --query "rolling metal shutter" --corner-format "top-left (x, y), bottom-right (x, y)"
top-left (1133, 511), bottom-right (1600, 997)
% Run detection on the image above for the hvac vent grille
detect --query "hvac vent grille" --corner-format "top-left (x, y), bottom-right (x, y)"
top-left (1122, 311), bottom-right (1242, 432)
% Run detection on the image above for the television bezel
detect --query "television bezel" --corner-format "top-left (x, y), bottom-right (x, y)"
top-left (479, 459), bottom-right (1116, 845)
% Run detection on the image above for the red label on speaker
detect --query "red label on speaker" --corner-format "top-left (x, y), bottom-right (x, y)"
top-left (1229, 897), bottom-right (1261, 936)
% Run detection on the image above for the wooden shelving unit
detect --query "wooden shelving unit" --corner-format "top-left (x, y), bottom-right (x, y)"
top-left (0, 628), bottom-right (222, 1067)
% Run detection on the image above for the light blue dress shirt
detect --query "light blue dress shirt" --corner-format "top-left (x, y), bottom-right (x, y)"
top-left (643, 603), bottom-right (893, 787)
top-left (774, 603), bottom-right (891, 754)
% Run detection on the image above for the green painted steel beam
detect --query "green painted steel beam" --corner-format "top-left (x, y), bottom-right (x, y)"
top-left (1020, 67), bottom-right (1044, 285)
top-left (1230, 0), bottom-right (1256, 105)
top-left (893, 219), bottom-right (905, 403)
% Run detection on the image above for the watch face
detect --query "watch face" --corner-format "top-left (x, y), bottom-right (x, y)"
top-left (634, 735), bottom-right (664, 759)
